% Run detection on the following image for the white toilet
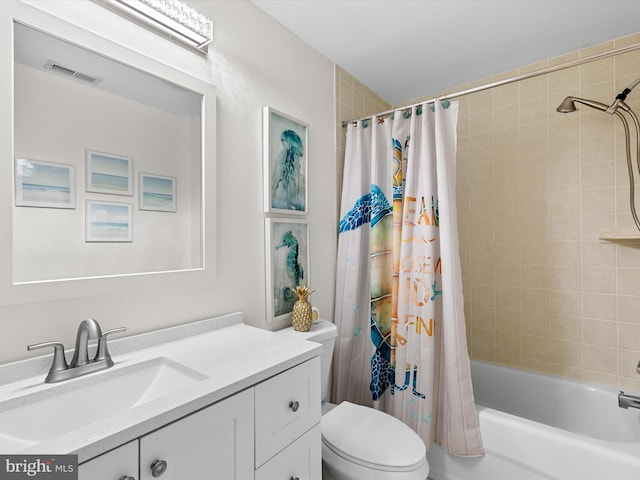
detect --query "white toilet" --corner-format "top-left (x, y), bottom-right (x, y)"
top-left (279, 319), bottom-right (429, 480)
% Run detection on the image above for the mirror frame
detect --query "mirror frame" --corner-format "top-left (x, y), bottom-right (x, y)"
top-left (0, 1), bottom-right (216, 306)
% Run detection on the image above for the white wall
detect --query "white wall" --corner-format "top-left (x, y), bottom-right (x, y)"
top-left (0, 0), bottom-right (336, 364)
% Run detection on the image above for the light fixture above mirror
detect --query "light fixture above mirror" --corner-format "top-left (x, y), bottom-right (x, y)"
top-left (94, 0), bottom-right (213, 52)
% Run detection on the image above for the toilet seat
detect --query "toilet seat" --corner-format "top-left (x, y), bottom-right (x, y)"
top-left (321, 401), bottom-right (427, 473)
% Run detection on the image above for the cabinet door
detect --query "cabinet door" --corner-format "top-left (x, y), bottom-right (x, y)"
top-left (255, 357), bottom-right (320, 467)
top-left (78, 440), bottom-right (138, 480)
top-left (139, 387), bottom-right (254, 480)
top-left (255, 424), bottom-right (321, 480)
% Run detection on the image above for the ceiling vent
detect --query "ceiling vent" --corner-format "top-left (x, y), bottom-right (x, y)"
top-left (43, 60), bottom-right (102, 85)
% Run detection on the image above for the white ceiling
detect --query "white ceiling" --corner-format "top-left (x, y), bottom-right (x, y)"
top-left (252, 0), bottom-right (640, 105)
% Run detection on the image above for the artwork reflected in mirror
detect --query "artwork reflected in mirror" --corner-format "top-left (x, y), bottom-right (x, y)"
top-left (85, 150), bottom-right (133, 196)
top-left (14, 158), bottom-right (76, 209)
top-left (139, 173), bottom-right (177, 212)
top-left (12, 22), bottom-right (204, 284)
top-left (85, 200), bottom-right (133, 243)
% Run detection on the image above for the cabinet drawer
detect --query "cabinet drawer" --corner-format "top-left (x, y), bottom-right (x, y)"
top-left (255, 424), bottom-right (321, 480)
top-left (78, 441), bottom-right (138, 480)
top-left (255, 357), bottom-right (321, 467)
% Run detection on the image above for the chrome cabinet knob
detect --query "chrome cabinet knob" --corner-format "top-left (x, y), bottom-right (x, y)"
top-left (118, 476), bottom-right (135, 480)
top-left (150, 459), bottom-right (168, 477)
top-left (288, 400), bottom-right (300, 412)
top-left (289, 477), bottom-right (300, 480)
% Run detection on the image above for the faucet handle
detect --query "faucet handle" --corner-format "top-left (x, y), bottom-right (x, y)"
top-left (27, 341), bottom-right (69, 378)
top-left (102, 327), bottom-right (127, 337)
top-left (94, 327), bottom-right (127, 364)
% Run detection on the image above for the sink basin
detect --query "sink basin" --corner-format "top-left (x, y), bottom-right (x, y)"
top-left (0, 357), bottom-right (207, 452)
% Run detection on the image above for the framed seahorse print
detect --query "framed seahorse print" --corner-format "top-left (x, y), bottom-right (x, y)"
top-left (263, 106), bottom-right (308, 215)
top-left (265, 217), bottom-right (310, 322)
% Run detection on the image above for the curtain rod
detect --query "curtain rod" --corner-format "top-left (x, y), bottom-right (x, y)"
top-left (341, 40), bottom-right (640, 127)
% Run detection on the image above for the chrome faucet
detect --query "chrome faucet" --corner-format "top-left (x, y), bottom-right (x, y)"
top-left (70, 318), bottom-right (102, 368)
top-left (619, 391), bottom-right (640, 410)
top-left (617, 360), bottom-right (640, 410)
top-left (28, 319), bottom-right (126, 383)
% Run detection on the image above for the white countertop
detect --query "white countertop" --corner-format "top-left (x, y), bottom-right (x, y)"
top-left (0, 312), bottom-right (322, 462)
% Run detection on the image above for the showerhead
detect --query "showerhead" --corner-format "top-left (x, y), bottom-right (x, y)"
top-left (556, 97), bottom-right (578, 113)
top-left (556, 96), bottom-right (610, 114)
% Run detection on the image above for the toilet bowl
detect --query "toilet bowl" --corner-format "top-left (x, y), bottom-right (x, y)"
top-left (277, 320), bottom-right (429, 480)
top-left (322, 401), bottom-right (429, 480)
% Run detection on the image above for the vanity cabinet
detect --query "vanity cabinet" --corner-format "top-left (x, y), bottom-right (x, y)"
top-left (140, 387), bottom-right (254, 480)
top-left (78, 389), bottom-right (253, 480)
top-left (77, 357), bottom-right (320, 480)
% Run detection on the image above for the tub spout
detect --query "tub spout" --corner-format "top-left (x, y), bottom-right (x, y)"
top-left (618, 391), bottom-right (640, 410)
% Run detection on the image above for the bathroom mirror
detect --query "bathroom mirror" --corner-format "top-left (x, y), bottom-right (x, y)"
top-left (0, 1), bottom-right (216, 305)
top-left (13, 23), bottom-right (204, 283)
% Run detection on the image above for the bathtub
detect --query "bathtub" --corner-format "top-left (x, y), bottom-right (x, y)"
top-left (427, 360), bottom-right (640, 480)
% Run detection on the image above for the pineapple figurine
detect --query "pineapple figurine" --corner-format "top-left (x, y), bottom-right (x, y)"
top-left (291, 286), bottom-right (315, 332)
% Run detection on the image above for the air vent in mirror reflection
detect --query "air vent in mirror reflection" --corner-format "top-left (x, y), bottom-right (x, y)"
top-left (43, 60), bottom-right (102, 85)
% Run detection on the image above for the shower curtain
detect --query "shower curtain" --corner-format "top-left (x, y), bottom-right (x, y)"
top-left (333, 102), bottom-right (483, 456)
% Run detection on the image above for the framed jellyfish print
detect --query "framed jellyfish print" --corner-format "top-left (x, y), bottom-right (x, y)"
top-left (265, 217), bottom-right (310, 322)
top-left (263, 106), bottom-right (308, 214)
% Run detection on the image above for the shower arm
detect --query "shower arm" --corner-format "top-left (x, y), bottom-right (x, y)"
top-left (607, 78), bottom-right (640, 114)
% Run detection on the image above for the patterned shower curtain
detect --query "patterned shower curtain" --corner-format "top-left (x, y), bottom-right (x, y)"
top-left (333, 102), bottom-right (483, 456)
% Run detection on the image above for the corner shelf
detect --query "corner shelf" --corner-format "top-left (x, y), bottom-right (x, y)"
top-left (599, 230), bottom-right (640, 244)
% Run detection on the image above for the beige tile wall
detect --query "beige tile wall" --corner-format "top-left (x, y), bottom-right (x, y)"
top-left (399, 33), bottom-right (640, 392)
top-left (337, 34), bottom-right (640, 392)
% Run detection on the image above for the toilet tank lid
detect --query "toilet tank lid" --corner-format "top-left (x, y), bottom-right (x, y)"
top-left (277, 319), bottom-right (338, 343)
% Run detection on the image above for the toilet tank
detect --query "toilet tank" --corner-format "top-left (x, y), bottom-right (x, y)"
top-left (277, 319), bottom-right (337, 403)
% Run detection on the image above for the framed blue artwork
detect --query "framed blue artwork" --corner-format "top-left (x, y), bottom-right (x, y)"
top-left (14, 158), bottom-right (75, 209)
top-left (263, 107), bottom-right (308, 215)
top-left (86, 149), bottom-right (133, 196)
top-left (265, 217), bottom-right (310, 322)
top-left (85, 200), bottom-right (133, 242)
top-left (139, 173), bottom-right (177, 212)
